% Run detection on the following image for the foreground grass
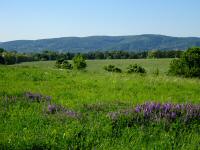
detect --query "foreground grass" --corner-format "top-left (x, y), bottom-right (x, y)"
top-left (0, 59), bottom-right (200, 149)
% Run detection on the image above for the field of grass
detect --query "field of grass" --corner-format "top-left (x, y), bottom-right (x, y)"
top-left (0, 59), bottom-right (200, 149)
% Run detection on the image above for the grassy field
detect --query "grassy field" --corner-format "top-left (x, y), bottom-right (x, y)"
top-left (14, 59), bottom-right (171, 74)
top-left (0, 59), bottom-right (200, 149)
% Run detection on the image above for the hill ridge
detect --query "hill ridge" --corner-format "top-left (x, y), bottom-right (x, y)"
top-left (0, 34), bottom-right (200, 52)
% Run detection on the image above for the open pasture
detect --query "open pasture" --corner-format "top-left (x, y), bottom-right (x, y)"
top-left (0, 59), bottom-right (200, 149)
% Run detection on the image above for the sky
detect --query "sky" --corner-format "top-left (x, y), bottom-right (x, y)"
top-left (1, 0), bottom-right (200, 41)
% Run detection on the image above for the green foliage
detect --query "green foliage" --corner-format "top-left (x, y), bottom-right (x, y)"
top-left (0, 49), bottom-right (34, 65)
top-left (0, 55), bottom-right (5, 64)
top-left (73, 54), bottom-right (87, 70)
top-left (55, 58), bottom-right (64, 68)
top-left (103, 65), bottom-right (122, 73)
top-left (55, 59), bottom-right (72, 69)
top-left (168, 47), bottom-right (200, 77)
top-left (61, 60), bottom-right (73, 69)
top-left (0, 48), bottom-right (5, 53)
top-left (148, 50), bottom-right (183, 58)
top-left (127, 64), bottom-right (146, 74)
top-left (2, 52), bottom-right (16, 65)
top-left (16, 54), bottom-right (33, 63)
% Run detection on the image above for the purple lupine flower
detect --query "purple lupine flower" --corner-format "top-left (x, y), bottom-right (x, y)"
top-left (162, 103), bottom-right (171, 113)
top-left (171, 112), bottom-right (176, 119)
top-left (24, 92), bottom-right (52, 103)
top-left (107, 102), bottom-right (200, 124)
top-left (155, 103), bottom-right (161, 110)
top-left (135, 106), bottom-right (141, 113)
top-left (65, 110), bottom-right (80, 119)
top-left (48, 104), bottom-right (57, 113)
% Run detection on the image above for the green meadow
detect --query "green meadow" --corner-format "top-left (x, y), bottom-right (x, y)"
top-left (0, 59), bottom-right (200, 149)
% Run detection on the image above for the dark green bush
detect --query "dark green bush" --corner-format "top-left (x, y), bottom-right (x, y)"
top-left (55, 59), bottom-right (73, 70)
top-left (73, 55), bottom-right (87, 70)
top-left (168, 47), bottom-right (200, 77)
top-left (55, 58), bottom-right (64, 68)
top-left (103, 65), bottom-right (122, 73)
top-left (126, 64), bottom-right (146, 74)
top-left (61, 60), bottom-right (73, 69)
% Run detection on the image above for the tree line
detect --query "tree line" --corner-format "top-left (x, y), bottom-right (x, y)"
top-left (27, 50), bottom-right (184, 60)
top-left (0, 48), bottom-right (33, 65)
top-left (0, 48), bottom-right (184, 65)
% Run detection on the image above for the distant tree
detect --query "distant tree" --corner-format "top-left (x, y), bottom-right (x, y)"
top-left (168, 47), bottom-right (200, 77)
top-left (0, 48), bottom-right (5, 53)
top-left (94, 51), bottom-right (104, 59)
top-left (72, 54), bottom-right (87, 70)
top-left (16, 54), bottom-right (33, 63)
top-left (0, 55), bottom-right (5, 64)
top-left (2, 52), bottom-right (16, 65)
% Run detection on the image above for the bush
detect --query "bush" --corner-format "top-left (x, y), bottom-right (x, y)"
top-left (126, 64), bottom-right (146, 74)
top-left (55, 58), bottom-right (64, 68)
top-left (103, 65), bottom-right (122, 73)
top-left (55, 59), bottom-right (72, 70)
top-left (61, 60), bottom-right (73, 69)
top-left (72, 55), bottom-right (87, 70)
top-left (168, 47), bottom-right (200, 77)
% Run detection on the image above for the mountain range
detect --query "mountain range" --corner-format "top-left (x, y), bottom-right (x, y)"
top-left (0, 34), bottom-right (200, 53)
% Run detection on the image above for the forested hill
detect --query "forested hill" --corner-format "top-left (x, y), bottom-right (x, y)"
top-left (1, 34), bottom-right (200, 52)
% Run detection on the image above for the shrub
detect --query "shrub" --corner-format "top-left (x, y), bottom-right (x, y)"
top-left (168, 47), bottom-right (200, 77)
top-left (61, 60), bottom-right (73, 69)
top-left (55, 59), bottom-right (73, 70)
top-left (55, 58), bottom-right (64, 68)
top-left (126, 64), bottom-right (146, 74)
top-left (103, 65), bottom-right (122, 73)
top-left (72, 55), bottom-right (87, 70)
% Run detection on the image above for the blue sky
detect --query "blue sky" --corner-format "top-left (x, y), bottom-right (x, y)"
top-left (1, 0), bottom-right (200, 41)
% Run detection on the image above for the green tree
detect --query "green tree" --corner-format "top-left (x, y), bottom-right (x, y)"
top-left (72, 55), bottom-right (87, 70)
top-left (0, 55), bottom-right (5, 64)
top-left (168, 47), bottom-right (200, 77)
top-left (0, 48), bottom-right (5, 53)
top-left (2, 52), bottom-right (16, 65)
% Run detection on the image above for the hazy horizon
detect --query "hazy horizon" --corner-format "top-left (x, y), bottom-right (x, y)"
top-left (1, 34), bottom-right (200, 43)
top-left (1, 0), bottom-right (200, 41)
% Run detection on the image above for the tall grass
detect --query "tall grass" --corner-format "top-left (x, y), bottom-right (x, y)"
top-left (0, 59), bottom-right (200, 149)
